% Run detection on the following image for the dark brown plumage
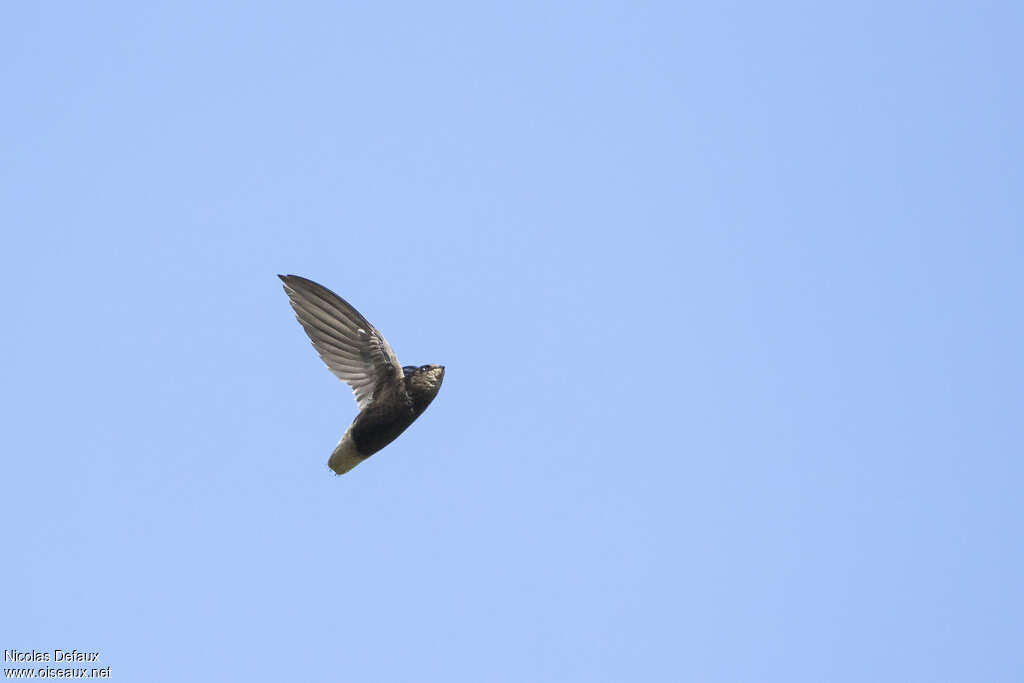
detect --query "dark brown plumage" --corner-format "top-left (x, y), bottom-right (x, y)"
top-left (279, 274), bottom-right (445, 474)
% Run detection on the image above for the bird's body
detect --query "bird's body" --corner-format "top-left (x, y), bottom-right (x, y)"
top-left (278, 274), bottom-right (444, 475)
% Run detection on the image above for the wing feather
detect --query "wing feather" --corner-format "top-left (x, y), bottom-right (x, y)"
top-left (279, 274), bottom-right (403, 409)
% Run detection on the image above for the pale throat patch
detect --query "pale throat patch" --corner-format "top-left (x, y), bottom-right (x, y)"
top-left (415, 368), bottom-right (444, 393)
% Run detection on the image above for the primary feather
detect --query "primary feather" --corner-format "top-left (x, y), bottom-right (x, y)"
top-left (278, 274), bottom-right (402, 409)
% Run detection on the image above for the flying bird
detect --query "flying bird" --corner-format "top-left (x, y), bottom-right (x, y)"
top-left (278, 274), bottom-right (445, 475)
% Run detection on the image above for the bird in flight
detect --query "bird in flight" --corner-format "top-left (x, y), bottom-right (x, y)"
top-left (278, 274), bottom-right (445, 475)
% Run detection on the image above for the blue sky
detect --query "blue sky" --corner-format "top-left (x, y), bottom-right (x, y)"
top-left (2, 2), bottom-right (1021, 681)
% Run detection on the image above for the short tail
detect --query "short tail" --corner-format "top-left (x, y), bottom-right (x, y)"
top-left (328, 431), bottom-right (368, 475)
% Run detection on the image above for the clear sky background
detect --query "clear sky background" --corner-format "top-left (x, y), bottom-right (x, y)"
top-left (2, 2), bottom-right (1021, 681)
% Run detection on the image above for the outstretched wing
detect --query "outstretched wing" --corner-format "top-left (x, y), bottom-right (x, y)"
top-left (279, 274), bottom-right (403, 409)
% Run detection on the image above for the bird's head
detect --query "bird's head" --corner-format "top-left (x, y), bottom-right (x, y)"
top-left (406, 364), bottom-right (445, 412)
